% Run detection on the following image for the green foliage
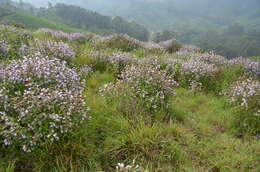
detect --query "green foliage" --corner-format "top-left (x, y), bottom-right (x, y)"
top-left (0, 23), bottom-right (259, 172)
top-left (104, 124), bottom-right (184, 171)
top-left (192, 24), bottom-right (260, 58)
top-left (2, 11), bottom-right (85, 33)
top-left (0, 25), bottom-right (32, 59)
top-left (37, 3), bottom-right (149, 41)
top-left (96, 34), bottom-right (143, 52)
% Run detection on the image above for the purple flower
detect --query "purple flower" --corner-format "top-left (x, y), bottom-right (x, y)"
top-left (0, 55), bottom-right (89, 152)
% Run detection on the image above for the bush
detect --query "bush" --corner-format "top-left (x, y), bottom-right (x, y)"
top-left (225, 79), bottom-right (260, 135)
top-left (159, 39), bottom-right (182, 53)
top-left (191, 52), bottom-right (227, 67)
top-left (0, 56), bottom-right (89, 152)
top-left (35, 40), bottom-right (75, 62)
top-left (96, 34), bottom-right (143, 52)
top-left (0, 25), bottom-right (32, 59)
top-left (180, 58), bottom-right (218, 91)
top-left (101, 58), bottom-right (178, 114)
top-left (37, 28), bottom-right (94, 43)
top-left (228, 57), bottom-right (260, 79)
top-left (0, 39), bottom-right (9, 58)
top-left (104, 124), bottom-right (183, 171)
top-left (175, 45), bottom-right (201, 57)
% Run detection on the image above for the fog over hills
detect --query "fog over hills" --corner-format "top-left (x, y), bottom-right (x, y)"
top-left (8, 0), bottom-right (260, 58)
top-left (14, 0), bottom-right (260, 30)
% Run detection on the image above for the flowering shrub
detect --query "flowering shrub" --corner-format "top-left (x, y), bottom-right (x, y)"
top-left (0, 40), bottom-right (9, 58)
top-left (191, 52), bottom-right (227, 67)
top-left (226, 78), bottom-right (260, 134)
top-left (0, 25), bottom-right (32, 58)
top-left (228, 79), bottom-right (259, 110)
top-left (88, 51), bottom-right (135, 72)
top-left (37, 28), bottom-right (70, 39)
top-left (36, 40), bottom-right (75, 62)
top-left (37, 28), bottom-right (93, 43)
top-left (0, 56), bottom-right (89, 152)
top-left (175, 45), bottom-right (201, 56)
top-left (116, 160), bottom-right (141, 172)
top-left (227, 57), bottom-right (248, 67)
top-left (163, 58), bottom-right (182, 76)
top-left (70, 32), bottom-right (93, 43)
top-left (102, 58), bottom-right (178, 113)
top-left (95, 34), bottom-right (143, 52)
top-left (158, 39), bottom-right (182, 53)
top-left (245, 61), bottom-right (260, 78)
top-left (228, 57), bottom-right (260, 78)
top-left (180, 59), bottom-right (217, 88)
top-left (78, 65), bottom-right (93, 78)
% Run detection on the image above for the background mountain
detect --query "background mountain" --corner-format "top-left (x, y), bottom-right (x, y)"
top-left (6, 0), bottom-right (260, 58)
top-left (1, 0), bottom-right (149, 40)
top-left (15, 0), bottom-right (260, 30)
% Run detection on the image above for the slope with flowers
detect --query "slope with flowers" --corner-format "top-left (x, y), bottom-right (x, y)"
top-left (0, 24), bottom-right (259, 171)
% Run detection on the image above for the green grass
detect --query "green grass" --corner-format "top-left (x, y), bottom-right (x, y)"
top-left (0, 26), bottom-right (259, 172)
top-left (0, 68), bottom-right (259, 172)
top-left (2, 11), bottom-right (86, 33)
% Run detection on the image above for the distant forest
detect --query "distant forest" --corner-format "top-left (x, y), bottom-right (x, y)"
top-left (0, 0), bottom-right (149, 41)
top-left (1, 0), bottom-right (260, 58)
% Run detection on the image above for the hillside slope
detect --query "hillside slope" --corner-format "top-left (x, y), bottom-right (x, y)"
top-left (37, 3), bottom-right (149, 40)
top-left (0, 25), bottom-right (259, 171)
top-left (0, 7), bottom-right (86, 32)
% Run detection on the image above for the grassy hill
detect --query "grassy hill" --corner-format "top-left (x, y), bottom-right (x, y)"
top-left (0, 9), bottom-right (86, 33)
top-left (0, 25), bottom-right (259, 171)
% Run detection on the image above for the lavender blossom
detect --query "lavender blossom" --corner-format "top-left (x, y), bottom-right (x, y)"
top-left (36, 40), bottom-right (75, 61)
top-left (228, 57), bottom-right (260, 78)
top-left (0, 55), bottom-right (89, 152)
top-left (181, 59), bottom-right (217, 80)
top-left (227, 79), bottom-right (260, 109)
top-left (175, 45), bottom-right (201, 56)
top-left (96, 34), bottom-right (143, 51)
top-left (101, 58), bottom-right (178, 112)
top-left (37, 28), bottom-right (93, 42)
top-left (0, 40), bottom-right (9, 58)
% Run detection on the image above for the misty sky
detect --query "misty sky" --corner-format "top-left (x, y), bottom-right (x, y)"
top-left (11, 0), bottom-right (260, 30)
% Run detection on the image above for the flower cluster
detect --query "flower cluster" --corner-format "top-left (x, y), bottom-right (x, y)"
top-left (227, 57), bottom-right (248, 67)
top-left (96, 34), bottom-right (143, 52)
top-left (116, 160), bottom-right (141, 172)
top-left (70, 32), bottom-right (93, 43)
top-left (0, 40), bottom-right (9, 58)
top-left (175, 45), bottom-right (201, 56)
top-left (36, 40), bottom-right (75, 61)
top-left (226, 78), bottom-right (260, 134)
top-left (108, 53), bottom-right (135, 67)
top-left (191, 52), bottom-right (227, 67)
top-left (227, 79), bottom-right (260, 109)
top-left (0, 56), bottom-right (89, 152)
top-left (37, 28), bottom-right (93, 42)
top-left (78, 65), bottom-right (93, 78)
top-left (189, 80), bottom-right (203, 92)
top-left (228, 57), bottom-right (260, 78)
top-left (246, 61), bottom-right (260, 78)
top-left (181, 59), bottom-right (217, 80)
top-left (111, 59), bottom-right (178, 112)
top-left (0, 25), bottom-right (32, 58)
top-left (89, 51), bottom-right (136, 72)
top-left (141, 42), bottom-right (164, 52)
